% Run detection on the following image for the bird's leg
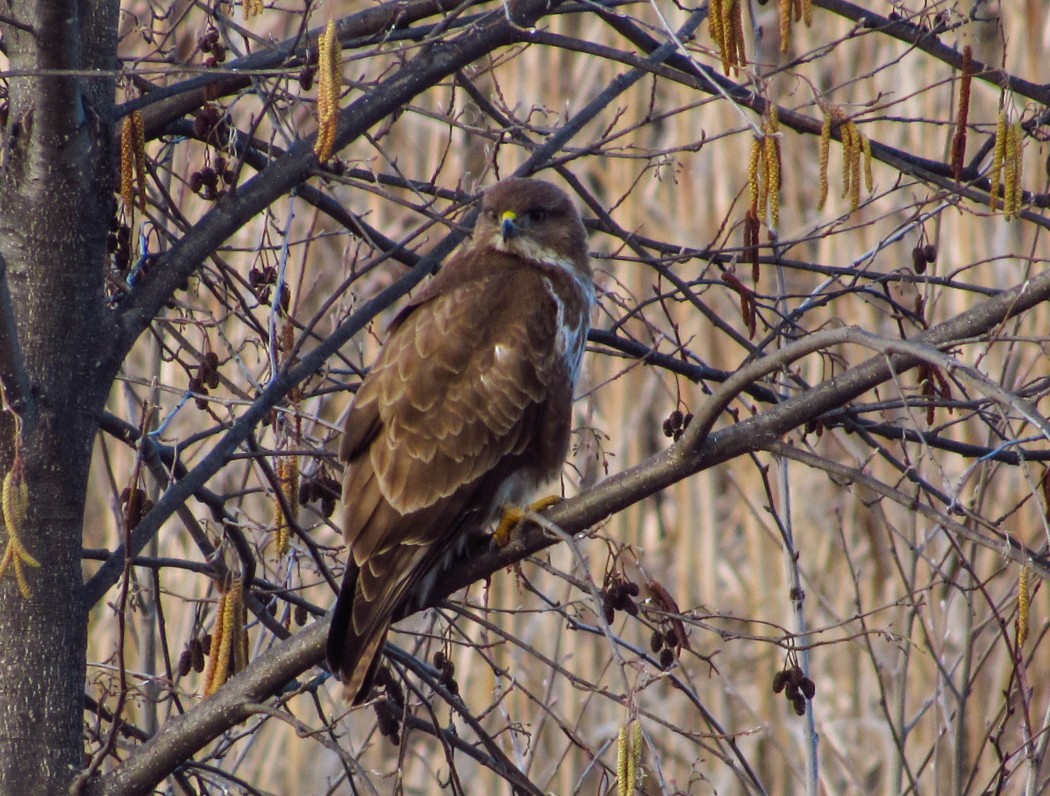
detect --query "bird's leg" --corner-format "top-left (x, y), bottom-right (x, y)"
top-left (492, 495), bottom-right (562, 548)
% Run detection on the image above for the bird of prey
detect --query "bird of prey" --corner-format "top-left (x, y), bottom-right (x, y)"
top-left (326, 178), bottom-right (594, 704)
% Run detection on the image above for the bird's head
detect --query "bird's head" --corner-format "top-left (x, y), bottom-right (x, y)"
top-left (475, 178), bottom-right (590, 278)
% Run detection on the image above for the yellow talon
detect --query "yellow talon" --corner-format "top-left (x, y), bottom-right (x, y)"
top-left (492, 495), bottom-right (562, 548)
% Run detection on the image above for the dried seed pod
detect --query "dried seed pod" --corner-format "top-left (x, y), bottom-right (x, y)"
top-left (374, 698), bottom-right (401, 744)
top-left (190, 638), bottom-right (205, 672)
top-left (912, 246), bottom-right (927, 274)
top-left (650, 629), bottom-right (664, 653)
top-left (772, 670), bottom-right (789, 693)
top-left (659, 648), bottom-right (675, 669)
top-left (800, 676), bottom-right (816, 700)
top-left (177, 649), bottom-right (193, 678)
top-left (385, 675), bottom-right (405, 708)
top-left (791, 695), bottom-right (807, 716)
top-left (321, 495), bottom-right (336, 518)
top-left (622, 595), bottom-right (639, 617)
top-left (373, 665), bottom-right (392, 688)
top-left (662, 410), bottom-right (684, 438)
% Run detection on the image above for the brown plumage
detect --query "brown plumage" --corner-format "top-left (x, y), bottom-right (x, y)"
top-left (327, 178), bottom-right (594, 704)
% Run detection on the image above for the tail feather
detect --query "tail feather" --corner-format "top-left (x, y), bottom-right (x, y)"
top-left (326, 562), bottom-right (391, 705)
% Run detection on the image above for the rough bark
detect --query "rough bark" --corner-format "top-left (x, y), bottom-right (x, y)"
top-left (0, 0), bottom-right (116, 790)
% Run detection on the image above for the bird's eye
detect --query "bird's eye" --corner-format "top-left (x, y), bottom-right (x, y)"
top-left (528, 208), bottom-right (548, 223)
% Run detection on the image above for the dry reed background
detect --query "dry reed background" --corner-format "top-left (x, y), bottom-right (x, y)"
top-left (79, 1), bottom-right (1050, 793)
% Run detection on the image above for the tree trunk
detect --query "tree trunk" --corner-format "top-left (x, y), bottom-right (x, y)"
top-left (0, 0), bottom-right (116, 790)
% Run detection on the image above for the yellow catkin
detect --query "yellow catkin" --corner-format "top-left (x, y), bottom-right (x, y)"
top-left (792, 0), bottom-right (803, 22)
top-left (628, 720), bottom-right (643, 792)
top-left (275, 456), bottom-right (298, 558)
top-left (721, 0), bottom-right (738, 74)
top-left (860, 129), bottom-right (873, 193)
top-left (245, 0), bottom-right (263, 18)
top-left (764, 108), bottom-right (781, 228)
top-left (848, 123), bottom-right (862, 212)
top-left (778, 0), bottom-right (791, 53)
top-left (766, 135), bottom-right (781, 228)
top-left (989, 109), bottom-right (1006, 211)
top-left (840, 120), bottom-right (852, 199)
top-left (238, 592), bottom-right (249, 672)
top-left (758, 135), bottom-right (770, 226)
top-left (748, 136), bottom-right (762, 213)
top-left (285, 456), bottom-right (299, 519)
top-left (1003, 116), bottom-right (1017, 219)
top-left (617, 725), bottom-right (629, 796)
top-left (120, 117), bottom-right (135, 213)
top-left (1, 465), bottom-right (39, 599)
top-left (272, 490), bottom-right (288, 558)
top-left (802, 0), bottom-right (812, 25)
top-left (209, 582), bottom-right (239, 692)
top-left (709, 0), bottom-right (726, 74)
top-left (1, 469), bottom-right (27, 543)
top-left (1009, 121), bottom-right (1023, 218)
top-left (314, 20), bottom-right (340, 162)
top-left (227, 579), bottom-right (247, 674)
top-left (202, 590), bottom-right (229, 695)
top-left (720, 0), bottom-right (733, 72)
top-left (730, 0), bottom-right (746, 73)
top-left (1016, 566), bottom-right (1029, 649)
top-left (818, 112), bottom-right (832, 209)
top-left (131, 111), bottom-right (147, 212)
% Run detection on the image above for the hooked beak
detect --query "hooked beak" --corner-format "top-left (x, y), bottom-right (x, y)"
top-left (500, 210), bottom-right (518, 241)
